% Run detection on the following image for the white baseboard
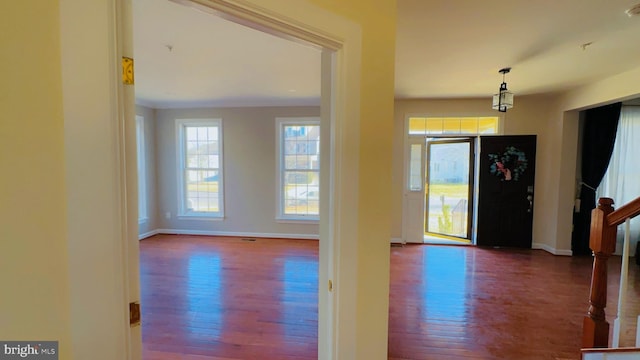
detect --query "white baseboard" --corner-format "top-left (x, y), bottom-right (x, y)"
top-left (153, 228), bottom-right (319, 240)
top-left (533, 242), bottom-right (573, 256)
top-left (139, 229), bottom-right (159, 240)
top-left (391, 237), bottom-right (404, 244)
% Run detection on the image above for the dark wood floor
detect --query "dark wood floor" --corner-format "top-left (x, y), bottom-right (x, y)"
top-left (140, 235), bottom-right (640, 360)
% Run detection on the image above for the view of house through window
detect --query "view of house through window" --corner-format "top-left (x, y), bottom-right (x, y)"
top-left (176, 119), bottom-right (224, 217)
top-left (277, 118), bottom-right (320, 220)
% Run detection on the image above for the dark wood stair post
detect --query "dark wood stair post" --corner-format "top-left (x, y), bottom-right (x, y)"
top-left (583, 197), bottom-right (617, 348)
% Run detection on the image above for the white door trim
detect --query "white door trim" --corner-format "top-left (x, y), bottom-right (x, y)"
top-left (403, 134), bottom-right (426, 244)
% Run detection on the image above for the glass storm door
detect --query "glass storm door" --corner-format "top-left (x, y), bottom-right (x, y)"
top-left (425, 139), bottom-right (474, 239)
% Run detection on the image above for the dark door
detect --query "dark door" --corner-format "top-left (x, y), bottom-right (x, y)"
top-left (477, 135), bottom-right (536, 248)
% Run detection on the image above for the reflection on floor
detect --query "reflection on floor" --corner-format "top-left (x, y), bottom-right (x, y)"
top-left (424, 233), bottom-right (472, 245)
top-left (140, 235), bottom-right (318, 360)
top-left (389, 244), bottom-right (640, 360)
top-left (140, 235), bottom-right (640, 360)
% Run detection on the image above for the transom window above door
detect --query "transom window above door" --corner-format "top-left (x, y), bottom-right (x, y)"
top-left (408, 117), bottom-right (499, 135)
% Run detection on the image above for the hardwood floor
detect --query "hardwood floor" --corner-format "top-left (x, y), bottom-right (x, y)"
top-left (140, 235), bottom-right (640, 359)
top-left (140, 235), bottom-right (318, 360)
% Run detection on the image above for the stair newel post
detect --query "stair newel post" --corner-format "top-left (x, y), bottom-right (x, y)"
top-left (583, 197), bottom-right (617, 348)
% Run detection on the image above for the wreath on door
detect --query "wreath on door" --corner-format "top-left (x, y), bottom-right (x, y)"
top-left (488, 146), bottom-right (528, 181)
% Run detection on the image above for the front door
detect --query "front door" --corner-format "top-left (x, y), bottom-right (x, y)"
top-left (477, 135), bottom-right (537, 248)
top-left (425, 138), bottom-right (474, 240)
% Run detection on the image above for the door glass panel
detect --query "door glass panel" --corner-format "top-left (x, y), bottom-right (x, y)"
top-left (425, 140), bottom-right (472, 239)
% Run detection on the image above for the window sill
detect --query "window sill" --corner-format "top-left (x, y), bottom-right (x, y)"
top-left (276, 217), bottom-right (319, 224)
top-left (177, 215), bottom-right (225, 221)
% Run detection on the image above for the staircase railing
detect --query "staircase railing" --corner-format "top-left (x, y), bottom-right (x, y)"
top-left (582, 196), bottom-right (640, 348)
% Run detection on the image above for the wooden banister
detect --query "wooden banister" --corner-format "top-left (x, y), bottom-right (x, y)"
top-left (607, 197), bottom-right (640, 227)
top-left (583, 198), bottom-right (616, 348)
top-left (583, 196), bottom-right (640, 349)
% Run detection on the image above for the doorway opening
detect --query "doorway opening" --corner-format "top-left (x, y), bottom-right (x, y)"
top-left (403, 116), bottom-right (500, 245)
top-left (121, 0), bottom-right (358, 358)
top-left (425, 137), bottom-right (474, 244)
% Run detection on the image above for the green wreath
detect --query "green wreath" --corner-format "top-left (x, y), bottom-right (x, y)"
top-left (488, 146), bottom-right (528, 181)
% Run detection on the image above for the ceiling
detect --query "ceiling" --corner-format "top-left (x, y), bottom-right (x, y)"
top-left (133, 0), bottom-right (640, 108)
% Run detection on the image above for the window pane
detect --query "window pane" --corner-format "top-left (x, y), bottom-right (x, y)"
top-left (186, 127), bottom-right (198, 141)
top-left (207, 127), bottom-right (218, 141)
top-left (208, 155), bottom-right (219, 169)
top-left (409, 117), bottom-right (426, 135)
top-left (310, 154), bottom-right (320, 170)
top-left (409, 144), bottom-right (423, 191)
top-left (187, 154), bottom-right (198, 168)
top-left (284, 140), bottom-right (297, 155)
top-left (283, 172), bottom-right (319, 216)
top-left (408, 117), bottom-right (498, 136)
top-left (186, 140), bottom-right (198, 155)
top-left (442, 118), bottom-right (460, 134)
top-left (186, 170), bottom-right (219, 212)
top-left (197, 127), bottom-right (208, 141)
top-left (178, 120), bottom-right (223, 216)
top-left (425, 118), bottom-right (443, 134)
top-left (460, 118), bottom-right (478, 134)
top-left (279, 120), bottom-right (320, 218)
top-left (285, 171), bottom-right (311, 185)
top-left (478, 117), bottom-right (498, 134)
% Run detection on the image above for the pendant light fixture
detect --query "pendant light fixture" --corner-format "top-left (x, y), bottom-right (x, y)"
top-left (492, 67), bottom-right (514, 112)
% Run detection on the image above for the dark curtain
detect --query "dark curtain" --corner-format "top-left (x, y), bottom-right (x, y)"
top-left (571, 102), bottom-right (622, 255)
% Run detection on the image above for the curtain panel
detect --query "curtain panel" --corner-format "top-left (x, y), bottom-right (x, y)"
top-left (597, 106), bottom-right (640, 253)
top-left (572, 102), bottom-right (622, 256)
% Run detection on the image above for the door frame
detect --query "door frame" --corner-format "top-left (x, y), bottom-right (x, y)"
top-left (403, 134), bottom-right (478, 244)
top-left (61, 0), bottom-right (365, 359)
top-left (424, 137), bottom-right (475, 240)
top-left (121, 2), bottom-right (364, 358)
top-left (402, 136), bottom-right (426, 243)
top-left (401, 115), bottom-right (503, 244)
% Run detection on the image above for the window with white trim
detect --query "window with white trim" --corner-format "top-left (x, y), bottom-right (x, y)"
top-left (276, 117), bottom-right (320, 220)
top-left (136, 115), bottom-right (148, 223)
top-left (176, 119), bottom-right (224, 218)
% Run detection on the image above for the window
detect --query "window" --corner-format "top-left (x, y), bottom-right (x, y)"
top-left (597, 106), bottom-right (640, 243)
top-left (176, 119), bottom-right (224, 218)
top-left (408, 116), bottom-right (499, 135)
top-left (276, 117), bottom-right (320, 220)
top-left (136, 115), bottom-right (147, 223)
top-left (408, 144), bottom-right (423, 191)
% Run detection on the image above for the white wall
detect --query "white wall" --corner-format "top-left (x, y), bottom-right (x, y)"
top-left (0, 1), bottom-right (73, 355)
top-left (136, 105), bottom-right (158, 237)
top-left (154, 106), bottom-right (320, 238)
